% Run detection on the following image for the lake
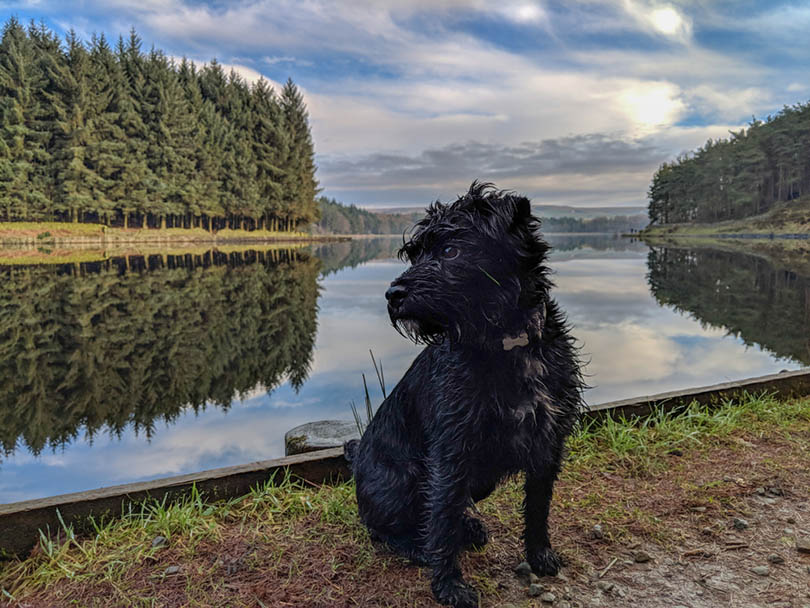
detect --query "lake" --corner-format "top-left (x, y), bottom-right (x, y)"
top-left (0, 235), bottom-right (806, 503)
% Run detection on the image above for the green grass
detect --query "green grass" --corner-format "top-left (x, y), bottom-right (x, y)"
top-left (0, 221), bottom-right (104, 235)
top-left (2, 393), bottom-right (809, 601)
top-left (568, 392), bottom-right (810, 475)
top-left (0, 471), bottom-right (366, 601)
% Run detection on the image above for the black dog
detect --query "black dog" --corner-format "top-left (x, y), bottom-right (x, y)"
top-left (344, 182), bottom-right (583, 608)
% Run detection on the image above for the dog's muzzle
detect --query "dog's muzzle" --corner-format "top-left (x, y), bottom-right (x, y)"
top-left (385, 283), bottom-right (408, 313)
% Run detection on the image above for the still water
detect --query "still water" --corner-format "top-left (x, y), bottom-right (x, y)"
top-left (0, 236), bottom-right (806, 502)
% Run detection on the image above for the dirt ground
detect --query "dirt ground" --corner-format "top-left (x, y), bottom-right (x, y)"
top-left (4, 424), bottom-right (810, 608)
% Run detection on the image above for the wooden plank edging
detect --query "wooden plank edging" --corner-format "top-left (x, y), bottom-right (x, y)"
top-left (585, 368), bottom-right (810, 420)
top-left (1, 368), bottom-right (808, 557)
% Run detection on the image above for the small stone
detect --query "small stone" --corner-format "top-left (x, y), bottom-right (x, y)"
top-left (590, 524), bottom-right (604, 539)
top-left (634, 550), bottom-right (652, 563)
top-left (529, 573), bottom-right (540, 584)
top-left (151, 535), bottom-right (167, 548)
top-left (596, 580), bottom-right (614, 592)
top-left (691, 506), bottom-right (707, 513)
top-left (701, 527), bottom-right (713, 535)
top-left (732, 517), bottom-right (749, 530)
top-left (784, 528), bottom-right (795, 536)
top-left (528, 583), bottom-right (545, 596)
top-left (540, 592), bottom-right (556, 603)
top-left (164, 565), bottom-right (180, 575)
top-left (756, 487), bottom-right (766, 495)
top-left (751, 565), bottom-right (770, 576)
top-left (796, 537), bottom-right (810, 553)
top-left (515, 561), bottom-right (533, 576)
top-left (558, 602), bottom-right (571, 608)
top-left (767, 553), bottom-right (785, 564)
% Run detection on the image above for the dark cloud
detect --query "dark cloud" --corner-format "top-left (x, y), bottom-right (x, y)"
top-left (320, 133), bottom-right (665, 183)
top-left (317, 133), bottom-right (669, 206)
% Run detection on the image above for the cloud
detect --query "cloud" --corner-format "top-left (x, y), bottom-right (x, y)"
top-left (317, 133), bottom-right (672, 204)
top-left (264, 55), bottom-right (313, 67)
top-left (19, 0), bottom-right (808, 206)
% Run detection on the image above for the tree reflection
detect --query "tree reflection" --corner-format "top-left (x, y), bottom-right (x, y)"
top-left (0, 249), bottom-right (320, 457)
top-left (647, 246), bottom-right (810, 365)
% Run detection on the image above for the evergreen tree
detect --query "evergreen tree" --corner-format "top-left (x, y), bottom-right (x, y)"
top-left (0, 19), bottom-right (319, 231)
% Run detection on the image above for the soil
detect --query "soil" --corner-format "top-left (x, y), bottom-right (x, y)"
top-left (5, 429), bottom-right (810, 608)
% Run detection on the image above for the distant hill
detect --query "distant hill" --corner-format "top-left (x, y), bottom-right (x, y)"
top-left (316, 197), bottom-right (648, 235)
top-left (312, 197), bottom-right (420, 235)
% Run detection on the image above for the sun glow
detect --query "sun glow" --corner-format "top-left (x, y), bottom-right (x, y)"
top-left (618, 83), bottom-right (685, 130)
top-left (650, 6), bottom-right (684, 35)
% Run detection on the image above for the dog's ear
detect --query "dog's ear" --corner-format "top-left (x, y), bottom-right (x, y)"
top-left (513, 196), bottom-right (531, 220)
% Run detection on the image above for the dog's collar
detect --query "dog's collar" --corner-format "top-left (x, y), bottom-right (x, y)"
top-left (502, 332), bottom-right (529, 351)
top-left (502, 302), bottom-right (546, 351)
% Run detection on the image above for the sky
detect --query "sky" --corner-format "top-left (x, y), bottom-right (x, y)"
top-left (5, 1), bottom-right (810, 208)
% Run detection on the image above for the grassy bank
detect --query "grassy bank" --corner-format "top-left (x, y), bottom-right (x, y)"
top-left (639, 198), bottom-right (810, 239)
top-left (0, 222), bottom-right (344, 246)
top-left (2, 393), bottom-right (809, 607)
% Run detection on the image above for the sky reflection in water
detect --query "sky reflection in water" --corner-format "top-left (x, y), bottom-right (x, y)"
top-left (0, 236), bottom-right (802, 502)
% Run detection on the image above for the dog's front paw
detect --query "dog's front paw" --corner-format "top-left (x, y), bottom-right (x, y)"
top-left (462, 516), bottom-right (489, 548)
top-left (527, 546), bottom-right (563, 576)
top-left (431, 577), bottom-right (479, 608)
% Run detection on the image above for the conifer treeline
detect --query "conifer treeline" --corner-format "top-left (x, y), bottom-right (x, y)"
top-left (0, 18), bottom-right (319, 231)
top-left (648, 102), bottom-right (810, 225)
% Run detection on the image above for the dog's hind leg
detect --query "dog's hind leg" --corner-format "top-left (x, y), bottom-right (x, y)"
top-left (524, 467), bottom-right (563, 576)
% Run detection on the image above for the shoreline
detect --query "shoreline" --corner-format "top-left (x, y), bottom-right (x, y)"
top-left (0, 221), bottom-right (351, 246)
top-left (1, 368), bottom-right (807, 556)
top-left (639, 232), bottom-right (810, 274)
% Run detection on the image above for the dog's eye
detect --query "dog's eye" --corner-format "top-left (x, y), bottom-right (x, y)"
top-left (440, 245), bottom-right (459, 260)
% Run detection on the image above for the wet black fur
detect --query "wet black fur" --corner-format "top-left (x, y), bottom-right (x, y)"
top-left (344, 182), bottom-right (584, 608)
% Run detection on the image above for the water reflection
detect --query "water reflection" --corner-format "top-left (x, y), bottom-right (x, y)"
top-left (0, 249), bottom-right (319, 458)
top-left (0, 236), bottom-right (805, 502)
top-left (647, 245), bottom-right (810, 365)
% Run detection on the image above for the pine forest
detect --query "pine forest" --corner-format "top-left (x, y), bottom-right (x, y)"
top-left (647, 102), bottom-right (810, 226)
top-left (0, 18), bottom-right (319, 232)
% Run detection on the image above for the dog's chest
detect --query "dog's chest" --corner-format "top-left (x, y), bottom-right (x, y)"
top-left (468, 354), bottom-right (551, 462)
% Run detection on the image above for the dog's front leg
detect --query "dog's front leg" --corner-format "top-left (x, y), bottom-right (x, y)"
top-left (424, 445), bottom-right (479, 608)
top-left (524, 468), bottom-right (563, 576)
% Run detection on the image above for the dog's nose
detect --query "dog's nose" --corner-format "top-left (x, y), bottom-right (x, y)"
top-left (385, 284), bottom-right (408, 308)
